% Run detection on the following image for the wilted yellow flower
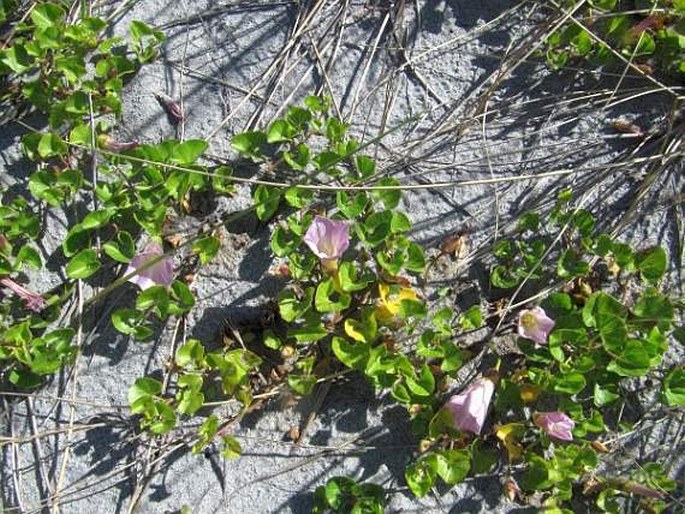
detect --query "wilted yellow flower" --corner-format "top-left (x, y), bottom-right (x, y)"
top-left (495, 423), bottom-right (525, 462)
top-left (375, 283), bottom-right (418, 323)
top-left (519, 383), bottom-right (541, 404)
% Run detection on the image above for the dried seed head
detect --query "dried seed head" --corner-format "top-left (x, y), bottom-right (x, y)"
top-left (611, 120), bottom-right (644, 137)
top-left (155, 91), bottom-right (184, 123)
top-left (591, 440), bottom-right (610, 454)
top-left (504, 477), bottom-right (521, 502)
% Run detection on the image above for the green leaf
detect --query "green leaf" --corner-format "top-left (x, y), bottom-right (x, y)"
top-left (267, 119), bottom-right (295, 143)
top-left (211, 166), bottom-right (235, 194)
top-left (1, 44), bottom-right (32, 74)
top-left (176, 339), bottom-right (205, 368)
top-left (632, 290), bottom-right (674, 331)
top-left (111, 309), bottom-right (153, 339)
top-left (31, 3), bottom-right (64, 28)
top-left (547, 292), bottom-right (574, 313)
top-left (518, 212), bottom-right (540, 232)
top-left (263, 330), bottom-right (282, 350)
top-left (635, 246), bottom-right (667, 284)
top-left (490, 265), bottom-right (519, 289)
top-left (376, 247), bottom-right (405, 275)
top-left (571, 28), bottom-right (593, 55)
top-left (136, 285), bottom-right (170, 317)
top-left (148, 402), bottom-right (176, 434)
top-left (231, 131), bottom-right (266, 157)
top-left (459, 305), bottom-right (482, 330)
top-left (326, 117), bottom-right (347, 143)
top-left (593, 383), bottom-right (620, 407)
top-left (593, 234), bottom-right (613, 256)
top-left (128, 377), bottom-right (162, 406)
top-left (492, 239), bottom-right (515, 260)
top-left (278, 287), bottom-right (313, 322)
top-left (662, 368), bottom-right (685, 406)
top-left (284, 187), bottom-right (313, 209)
top-left (337, 261), bottom-right (372, 293)
top-left (288, 314), bottom-right (327, 343)
top-left (8, 369), bottom-right (41, 388)
top-left (405, 243), bottom-right (426, 273)
top-left (66, 249), bottom-right (101, 279)
top-left (548, 313), bottom-right (588, 347)
top-left (360, 211), bottom-right (391, 247)
top-left (192, 415), bottom-right (219, 454)
top-left (405, 456), bottom-right (438, 497)
top-left (553, 372), bottom-right (586, 395)
top-left (55, 56), bottom-right (86, 84)
top-left (470, 441), bottom-right (498, 475)
top-left (192, 236), bottom-right (221, 265)
top-left (440, 343), bottom-right (464, 372)
top-left (313, 150), bottom-right (341, 172)
top-left (404, 364), bottom-right (435, 398)
top-left (336, 191), bottom-right (368, 219)
top-left (177, 386), bottom-right (204, 414)
top-left (283, 143), bottom-right (310, 171)
top-left (103, 231), bottom-right (135, 263)
top-left (304, 95), bottom-right (328, 112)
top-left (287, 374), bottom-right (317, 396)
top-left (429, 308), bottom-right (451, 336)
top-left (435, 449), bottom-right (470, 485)
top-left (355, 155), bottom-right (376, 178)
top-left (593, 293), bottom-right (628, 353)
top-left (29, 171), bottom-right (61, 206)
top-left (62, 225), bottom-right (90, 257)
top-left (169, 281), bottom-right (195, 315)
top-left (557, 249), bottom-right (589, 278)
top-left (285, 106), bottom-right (311, 129)
top-left (37, 133), bottom-right (68, 159)
top-left (572, 209), bottom-right (595, 237)
top-left (331, 336), bottom-right (369, 370)
top-left (390, 211), bottom-right (411, 233)
top-left (220, 435), bottom-right (243, 459)
top-left (344, 310), bottom-right (377, 344)
top-left (253, 185), bottom-right (281, 221)
top-left (270, 225), bottom-right (301, 257)
top-left (633, 32), bottom-right (656, 56)
top-left (170, 139), bottom-right (208, 164)
top-left (129, 21), bottom-right (164, 62)
top-left (612, 242), bottom-right (634, 269)
top-left (520, 454), bottom-right (550, 491)
top-left (373, 178), bottom-right (401, 209)
top-left (81, 209), bottom-right (113, 230)
top-left (607, 341), bottom-right (651, 377)
top-left (16, 246), bottom-right (41, 270)
top-left (315, 278), bottom-right (351, 313)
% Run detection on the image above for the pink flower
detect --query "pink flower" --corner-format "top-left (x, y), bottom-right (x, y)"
top-left (0, 277), bottom-right (46, 312)
top-left (518, 306), bottom-right (555, 345)
top-left (444, 377), bottom-right (495, 435)
top-left (303, 216), bottom-right (350, 263)
top-left (534, 411), bottom-right (575, 441)
top-left (125, 241), bottom-right (174, 290)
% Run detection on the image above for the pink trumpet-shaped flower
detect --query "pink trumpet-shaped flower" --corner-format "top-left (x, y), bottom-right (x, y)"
top-left (125, 241), bottom-right (174, 290)
top-left (534, 411), bottom-right (575, 441)
top-left (445, 377), bottom-right (496, 435)
top-left (0, 277), bottom-right (46, 312)
top-left (303, 216), bottom-right (350, 263)
top-left (518, 306), bottom-right (555, 345)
